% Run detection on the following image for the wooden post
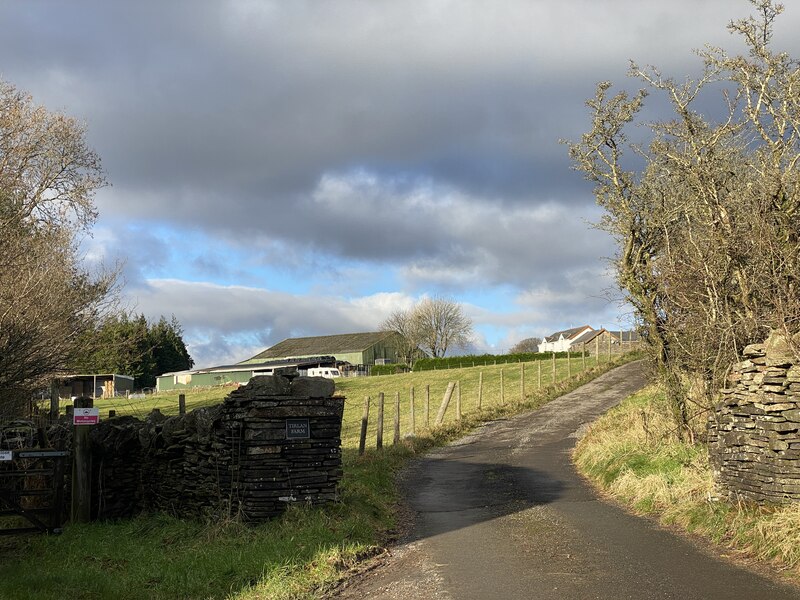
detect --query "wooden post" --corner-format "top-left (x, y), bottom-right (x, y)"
top-left (409, 386), bottom-right (415, 435)
top-left (71, 397), bottom-right (93, 524)
top-left (520, 363), bottom-right (525, 401)
top-left (435, 382), bottom-right (456, 426)
top-left (425, 385), bottom-right (430, 427)
top-left (358, 396), bottom-right (370, 455)
top-left (500, 368), bottom-right (505, 404)
top-left (537, 360), bottom-right (542, 389)
top-left (567, 351), bottom-right (572, 378)
top-left (49, 380), bottom-right (60, 423)
top-left (582, 343), bottom-right (586, 370)
top-left (595, 336), bottom-right (600, 365)
top-left (178, 393), bottom-right (186, 415)
top-left (456, 381), bottom-right (462, 421)
top-left (477, 372), bottom-right (483, 410)
top-left (377, 392), bottom-right (384, 449)
top-left (552, 352), bottom-right (556, 382)
top-left (608, 332), bottom-right (612, 360)
top-left (393, 392), bottom-right (401, 445)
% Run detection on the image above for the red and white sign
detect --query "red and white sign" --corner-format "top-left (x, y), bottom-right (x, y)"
top-left (73, 407), bottom-right (100, 425)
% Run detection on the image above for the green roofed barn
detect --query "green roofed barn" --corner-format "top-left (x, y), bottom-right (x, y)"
top-left (241, 331), bottom-right (402, 368)
top-left (155, 331), bottom-right (403, 392)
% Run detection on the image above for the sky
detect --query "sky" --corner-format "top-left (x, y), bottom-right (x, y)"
top-left (2, 1), bottom-right (799, 368)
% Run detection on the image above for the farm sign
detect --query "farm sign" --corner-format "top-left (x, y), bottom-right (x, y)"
top-left (286, 418), bottom-right (310, 440)
top-left (73, 407), bottom-right (100, 425)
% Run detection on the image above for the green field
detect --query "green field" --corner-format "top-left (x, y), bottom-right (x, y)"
top-left (93, 352), bottom-right (611, 449)
top-left (0, 353), bottom-right (634, 600)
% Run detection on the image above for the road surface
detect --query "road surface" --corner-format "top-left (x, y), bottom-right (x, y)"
top-left (331, 361), bottom-right (800, 600)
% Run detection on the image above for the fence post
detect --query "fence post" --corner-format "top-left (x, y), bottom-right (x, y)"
top-left (456, 381), bottom-right (462, 421)
top-left (425, 385), bottom-right (430, 427)
top-left (595, 336), bottom-right (600, 365)
top-left (520, 363), bottom-right (525, 402)
top-left (582, 343), bottom-right (586, 371)
top-left (567, 351), bottom-right (572, 378)
top-left (500, 368), bottom-right (505, 404)
top-left (478, 372), bottom-right (483, 410)
top-left (537, 360), bottom-right (542, 389)
top-left (377, 392), bottom-right (384, 449)
top-left (359, 396), bottom-right (370, 455)
top-left (410, 386), bottom-right (415, 435)
top-left (608, 333), bottom-right (612, 360)
top-left (71, 396), bottom-right (93, 524)
top-left (49, 380), bottom-right (60, 424)
top-left (178, 393), bottom-right (186, 415)
top-left (393, 392), bottom-right (401, 445)
top-left (552, 352), bottom-right (556, 383)
top-left (435, 382), bottom-right (456, 426)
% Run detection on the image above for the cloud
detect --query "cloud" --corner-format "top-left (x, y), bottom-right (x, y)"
top-left (4, 0), bottom-right (799, 368)
top-left (128, 279), bottom-right (417, 366)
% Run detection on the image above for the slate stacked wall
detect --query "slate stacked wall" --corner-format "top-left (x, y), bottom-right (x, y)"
top-left (709, 335), bottom-right (800, 503)
top-left (87, 372), bottom-right (344, 521)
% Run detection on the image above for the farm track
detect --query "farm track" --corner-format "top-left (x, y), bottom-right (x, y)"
top-left (330, 361), bottom-right (800, 600)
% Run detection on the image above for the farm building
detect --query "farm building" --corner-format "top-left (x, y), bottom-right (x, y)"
top-left (538, 327), bottom-right (640, 354)
top-left (55, 374), bottom-right (135, 399)
top-left (538, 326), bottom-right (597, 353)
top-left (241, 331), bottom-right (402, 368)
top-left (156, 356), bottom-right (339, 392)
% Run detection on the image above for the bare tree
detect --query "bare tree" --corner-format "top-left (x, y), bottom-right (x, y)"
top-left (380, 308), bottom-right (422, 366)
top-left (412, 297), bottom-right (473, 358)
top-left (568, 0), bottom-right (800, 435)
top-left (508, 338), bottom-right (540, 354)
top-left (0, 80), bottom-right (117, 413)
top-left (382, 297), bottom-right (474, 361)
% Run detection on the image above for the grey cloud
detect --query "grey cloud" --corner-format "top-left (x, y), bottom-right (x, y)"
top-left (4, 0), bottom-right (800, 327)
top-left (4, 0), bottom-right (790, 242)
top-left (129, 279), bottom-right (404, 366)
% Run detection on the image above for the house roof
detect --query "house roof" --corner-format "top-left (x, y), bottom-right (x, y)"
top-left (609, 330), bottom-right (641, 342)
top-left (246, 331), bottom-right (398, 362)
top-left (543, 325), bottom-right (594, 343)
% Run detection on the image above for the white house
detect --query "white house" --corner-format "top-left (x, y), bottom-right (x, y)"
top-left (538, 325), bottom-right (597, 353)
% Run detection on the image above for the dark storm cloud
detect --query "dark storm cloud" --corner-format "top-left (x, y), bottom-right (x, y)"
top-left (2, 4), bottom-right (767, 194)
top-left (3, 0), bottom-right (800, 297)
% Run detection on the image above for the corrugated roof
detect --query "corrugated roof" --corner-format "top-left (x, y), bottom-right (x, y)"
top-left (246, 331), bottom-right (397, 362)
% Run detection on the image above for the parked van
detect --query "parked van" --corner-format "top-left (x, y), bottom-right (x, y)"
top-left (307, 367), bottom-right (341, 378)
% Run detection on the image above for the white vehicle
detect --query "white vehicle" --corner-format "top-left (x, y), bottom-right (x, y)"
top-left (307, 367), bottom-right (341, 378)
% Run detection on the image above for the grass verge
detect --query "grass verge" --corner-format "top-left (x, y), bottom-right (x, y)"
top-left (2, 354), bottom-right (636, 599)
top-left (574, 384), bottom-right (800, 582)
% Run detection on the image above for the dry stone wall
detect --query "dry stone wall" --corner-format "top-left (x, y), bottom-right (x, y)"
top-left (709, 333), bottom-right (800, 503)
top-left (88, 370), bottom-right (344, 521)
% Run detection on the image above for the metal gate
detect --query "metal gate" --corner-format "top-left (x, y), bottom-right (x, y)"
top-left (0, 447), bottom-right (69, 535)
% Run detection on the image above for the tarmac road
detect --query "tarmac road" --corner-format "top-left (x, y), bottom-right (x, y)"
top-left (331, 361), bottom-right (800, 600)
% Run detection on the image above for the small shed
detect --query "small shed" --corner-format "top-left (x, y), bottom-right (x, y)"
top-left (56, 374), bottom-right (135, 399)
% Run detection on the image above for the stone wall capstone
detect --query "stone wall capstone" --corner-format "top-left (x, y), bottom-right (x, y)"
top-left (87, 369), bottom-right (344, 521)
top-left (709, 333), bottom-right (800, 503)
